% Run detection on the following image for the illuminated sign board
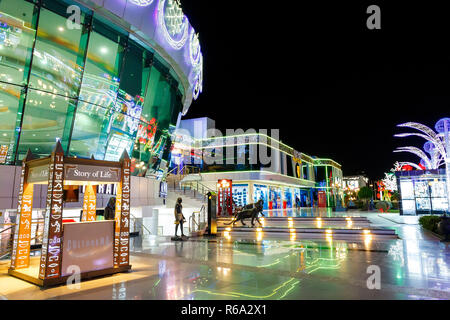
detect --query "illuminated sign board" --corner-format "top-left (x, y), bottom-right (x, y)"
top-left (64, 165), bottom-right (121, 183)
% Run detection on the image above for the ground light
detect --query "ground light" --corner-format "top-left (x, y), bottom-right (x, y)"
top-left (224, 227), bottom-right (231, 240)
top-left (316, 217), bottom-right (323, 228)
top-left (289, 228), bottom-right (296, 241)
top-left (325, 229), bottom-right (333, 242)
top-left (256, 228), bottom-right (263, 241)
top-left (288, 217), bottom-right (293, 228)
top-left (364, 233), bottom-right (373, 247)
top-left (346, 218), bottom-right (353, 228)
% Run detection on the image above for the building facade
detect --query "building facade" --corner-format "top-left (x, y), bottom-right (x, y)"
top-left (170, 120), bottom-right (344, 209)
top-left (0, 0), bottom-right (203, 178)
top-left (0, 0), bottom-right (203, 231)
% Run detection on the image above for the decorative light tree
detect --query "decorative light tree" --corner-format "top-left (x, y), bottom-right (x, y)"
top-left (394, 119), bottom-right (450, 214)
top-left (382, 162), bottom-right (401, 192)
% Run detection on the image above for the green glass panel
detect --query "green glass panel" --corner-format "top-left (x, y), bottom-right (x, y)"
top-left (142, 65), bottom-right (172, 129)
top-left (70, 92), bottom-right (142, 161)
top-left (0, 0), bottom-right (36, 86)
top-left (16, 88), bottom-right (76, 159)
top-left (78, 30), bottom-right (122, 109)
top-left (28, 7), bottom-right (86, 98)
top-left (0, 83), bottom-right (24, 164)
top-left (119, 42), bottom-right (144, 98)
top-left (69, 101), bottom-right (110, 159)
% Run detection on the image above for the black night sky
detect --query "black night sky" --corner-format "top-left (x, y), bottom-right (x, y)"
top-left (180, 1), bottom-right (450, 180)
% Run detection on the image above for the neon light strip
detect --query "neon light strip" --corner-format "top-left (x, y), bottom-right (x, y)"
top-left (175, 141), bottom-right (316, 166)
top-left (174, 132), bottom-right (342, 168)
top-left (200, 170), bottom-right (315, 185)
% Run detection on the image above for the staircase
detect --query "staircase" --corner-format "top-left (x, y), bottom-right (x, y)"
top-left (165, 166), bottom-right (213, 237)
top-left (165, 165), bottom-right (209, 207)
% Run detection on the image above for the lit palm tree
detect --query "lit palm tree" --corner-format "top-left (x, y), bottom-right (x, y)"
top-left (394, 118), bottom-right (450, 214)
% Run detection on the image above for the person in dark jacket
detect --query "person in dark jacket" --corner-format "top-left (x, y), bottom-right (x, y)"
top-left (104, 197), bottom-right (116, 220)
top-left (174, 197), bottom-right (185, 237)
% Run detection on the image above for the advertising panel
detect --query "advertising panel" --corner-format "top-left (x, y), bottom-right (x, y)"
top-left (61, 221), bottom-right (114, 276)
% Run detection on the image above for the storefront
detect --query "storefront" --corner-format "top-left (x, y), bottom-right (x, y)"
top-left (228, 181), bottom-right (314, 210)
top-left (396, 169), bottom-right (448, 215)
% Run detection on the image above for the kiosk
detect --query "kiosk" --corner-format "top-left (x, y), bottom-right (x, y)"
top-left (8, 142), bottom-right (132, 287)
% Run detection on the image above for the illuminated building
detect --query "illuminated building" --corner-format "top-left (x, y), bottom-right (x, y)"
top-left (0, 0), bottom-right (203, 217)
top-left (170, 118), bottom-right (344, 209)
top-left (342, 175), bottom-right (368, 191)
top-left (0, 0), bottom-right (202, 177)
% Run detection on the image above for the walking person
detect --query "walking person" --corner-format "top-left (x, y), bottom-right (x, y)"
top-left (174, 197), bottom-right (185, 237)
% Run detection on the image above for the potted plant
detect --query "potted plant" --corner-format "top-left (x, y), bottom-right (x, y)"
top-left (438, 213), bottom-right (450, 242)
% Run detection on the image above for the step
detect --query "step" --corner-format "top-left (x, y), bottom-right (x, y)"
top-left (218, 226), bottom-right (397, 236)
top-left (219, 230), bottom-right (398, 240)
top-left (217, 216), bottom-right (370, 222)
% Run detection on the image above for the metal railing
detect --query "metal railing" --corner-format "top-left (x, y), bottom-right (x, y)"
top-left (188, 205), bottom-right (207, 234)
top-left (0, 221), bottom-right (44, 260)
top-left (180, 181), bottom-right (214, 201)
top-left (165, 164), bottom-right (202, 182)
top-left (0, 214), bottom-right (150, 259)
top-left (130, 214), bottom-right (152, 237)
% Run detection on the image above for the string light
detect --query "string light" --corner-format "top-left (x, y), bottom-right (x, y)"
top-left (158, 0), bottom-right (189, 50)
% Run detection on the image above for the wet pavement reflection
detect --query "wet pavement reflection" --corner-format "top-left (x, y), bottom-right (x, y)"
top-left (1, 212), bottom-right (449, 300)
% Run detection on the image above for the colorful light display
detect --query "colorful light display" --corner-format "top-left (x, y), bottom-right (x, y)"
top-left (129, 0), bottom-right (154, 6)
top-left (158, 0), bottom-right (189, 50)
top-left (395, 119), bottom-right (450, 213)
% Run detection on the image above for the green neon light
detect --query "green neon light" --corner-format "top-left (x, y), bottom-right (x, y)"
top-left (200, 170), bottom-right (316, 185)
top-left (176, 132), bottom-right (342, 166)
top-left (191, 278), bottom-right (299, 300)
top-left (176, 141), bottom-right (315, 166)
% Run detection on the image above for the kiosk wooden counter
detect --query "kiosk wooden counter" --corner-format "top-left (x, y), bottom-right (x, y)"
top-left (8, 141), bottom-right (132, 287)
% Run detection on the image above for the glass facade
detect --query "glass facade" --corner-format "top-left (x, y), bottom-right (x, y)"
top-left (0, 0), bottom-right (185, 176)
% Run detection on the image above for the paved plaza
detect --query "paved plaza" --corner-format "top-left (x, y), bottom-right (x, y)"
top-left (0, 211), bottom-right (449, 300)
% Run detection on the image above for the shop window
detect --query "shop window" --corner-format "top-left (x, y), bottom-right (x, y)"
top-left (0, 0), bottom-right (36, 86)
top-left (29, 7), bottom-right (87, 98)
top-left (232, 184), bottom-right (249, 207)
top-left (17, 88), bottom-right (76, 159)
top-left (302, 164), bottom-right (309, 180)
top-left (315, 166), bottom-right (326, 185)
top-left (253, 184), bottom-right (268, 209)
top-left (286, 155), bottom-right (294, 177)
